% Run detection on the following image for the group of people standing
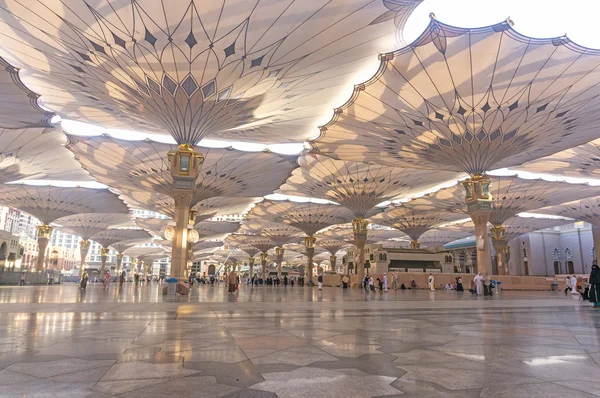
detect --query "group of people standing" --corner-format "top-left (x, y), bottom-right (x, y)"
top-left (566, 263), bottom-right (600, 308)
top-left (363, 273), bottom-right (394, 292)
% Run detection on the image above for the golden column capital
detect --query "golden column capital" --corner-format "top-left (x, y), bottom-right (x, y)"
top-left (36, 224), bottom-right (53, 239)
top-left (352, 217), bottom-right (369, 235)
top-left (490, 225), bottom-right (506, 241)
top-left (410, 240), bottom-right (421, 249)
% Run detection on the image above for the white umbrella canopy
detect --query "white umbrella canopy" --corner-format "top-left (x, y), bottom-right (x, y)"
top-left (0, 185), bottom-right (129, 224)
top-left (53, 213), bottom-right (134, 240)
top-left (0, 0), bottom-right (420, 144)
top-left (314, 17), bottom-right (600, 176)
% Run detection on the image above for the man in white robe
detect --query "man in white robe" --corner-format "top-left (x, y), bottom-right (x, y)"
top-left (383, 273), bottom-right (388, 292)
top-left (428, 273), bottom-right (435, 291)
top-left (571, 275), bottom-right (578, 295)
top-left (474, 273), bottom-right (484, 296)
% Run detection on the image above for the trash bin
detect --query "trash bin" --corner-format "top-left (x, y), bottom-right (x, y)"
top-left (166, 277), bottom-right (178, 295)
top-left (551, 283), bottom-right (559, 291)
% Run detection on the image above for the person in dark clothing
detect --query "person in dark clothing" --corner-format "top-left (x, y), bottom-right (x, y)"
top-left (284, 276), bottom-right (288, 287)
top-left (456, 277), bottom-right (464, 292)
top-left (400, 283), bottom-right (406, 290)
top-left (589, 263), bottom-right (600, 307)
top-left (377, 277), bottom-right (383, 292)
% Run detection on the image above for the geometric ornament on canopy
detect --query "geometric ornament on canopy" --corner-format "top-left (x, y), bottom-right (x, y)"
top-left (0, 128), bottom-right (91, 184)
top-left (314, 17), bottom-right (600, 176)
top-left (0, 1), bottom-right (420, 144)
top-left (369, 204), bottom-right (467, 248)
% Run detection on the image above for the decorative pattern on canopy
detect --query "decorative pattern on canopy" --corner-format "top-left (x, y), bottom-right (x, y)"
top-left (135, 217), bottom-right (170, 237)
top-left (514, 138), bottom-right (600, 179)
top-left (277, 154), bottom-right (460, 217)
top-left (226, 234), bottom-right (280, 255)
top-left (239, 221), bottom-right (303, 247)
top-left (123, 246), bottom-right (163, 259)
top-left (418, 223), bottom-right (474, 247)
top-left (313, 18), bottom-right (600, 175)
top-left (369, 205), bottom-right (466, 241)
top-left (500, 216), bottom-right (571, 242)
top-left (403, 176), bottom-right (599, 226)
top-left (0, 0), bottom-right (420, 144)
top-left (0, 128), bottom-right (91, 183)
top-left (246, 200), bottom-right (355, 236)
top-left (66, 135), bottom-right (295, 212)
top-left (194, 221), bottom-right (240, 239)
top-left (91, 229), bottom-right (152, 250)
top-left (312, 238), bottom-right (348, 256)
top-left (53, 213), bottom-right (133, 240)
top-left (317, 224), bottom-right (408, 244)
top-left (110, 238), bottom-right (152, 254)
top-left (533, 197), bottom-right (600, 227)
top-left (0, 185), bottom-right (128, 224)
top-left (0, 56), bottom-right (55, 128)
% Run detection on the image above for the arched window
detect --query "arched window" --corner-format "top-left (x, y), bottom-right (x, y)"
top-left (553, 248), bottom-right (560, 259)
top-left (565, 247), bottom-right (573, 259)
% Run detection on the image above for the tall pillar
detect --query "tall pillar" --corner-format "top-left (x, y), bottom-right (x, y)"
top-left (116, 253), bottom-right (124, 274)
top-left (167, 144), bottom-right (203, 280)
top-left (248, 257), bottom-right (255, 279)
top-left (100, 247), bottom-right (108, 277)
top-left (490, 226), bottom-right (507, 275)
top-left (275, 247), bottom-right (284, 278)
top-left (410, 240), bottom-right (421, 249)
top-left (305, 236), bottom-right (316, 284)
top-left (593, 225), bottom-right (600, 265)
top-left (330, 255), bottom-right (337, 271)
top-left (260, 252), bottom-right (268, 280)
top-left (353, 218), bottom-right (369, 280)
top-left (462, 174), bottom-right (493, 275)
top-left (79, 239), bottom-right (91, 275)
top-left (170, 193), bottom-right (193, 280)
top-left (36, 225), bottom-right (52, 272)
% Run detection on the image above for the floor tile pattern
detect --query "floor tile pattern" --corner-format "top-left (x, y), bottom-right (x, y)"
top-left (0, 283), bottom-right (598, 397)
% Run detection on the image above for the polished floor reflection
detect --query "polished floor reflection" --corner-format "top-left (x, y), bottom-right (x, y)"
top-left (0, 283), bottom-right (598, 397)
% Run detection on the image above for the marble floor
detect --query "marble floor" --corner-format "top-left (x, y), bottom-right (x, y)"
top-left (0, 283), bottom-right (598, 397)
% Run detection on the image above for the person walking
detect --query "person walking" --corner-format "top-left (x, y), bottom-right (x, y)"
top-left (20, 272), bottom-right (26, 286)
top-left (284, 275), bottom-right (288, 287)
top-left (391, 273), bottom-right (398, 291)
top-left (318, 274), bottom-right (323, 290)
top-left (571, 274), bottom-right (579, 295)
top-left (428, 273), bottom-right (435, 291)
top-left (103, 271), bottom-right (111, 291)
top-left (80, 272), bottom-right (89, 289)
top-left (227, 271), bottom-right (237, 294)
top-left (119, 271), bottom-right (125, 287)
top-left (589, 263), bottom-right (600, 307)
top-left (565, 275), bottom-right (572, 295)
top-left (383, 273), bottom-right (388, 292)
